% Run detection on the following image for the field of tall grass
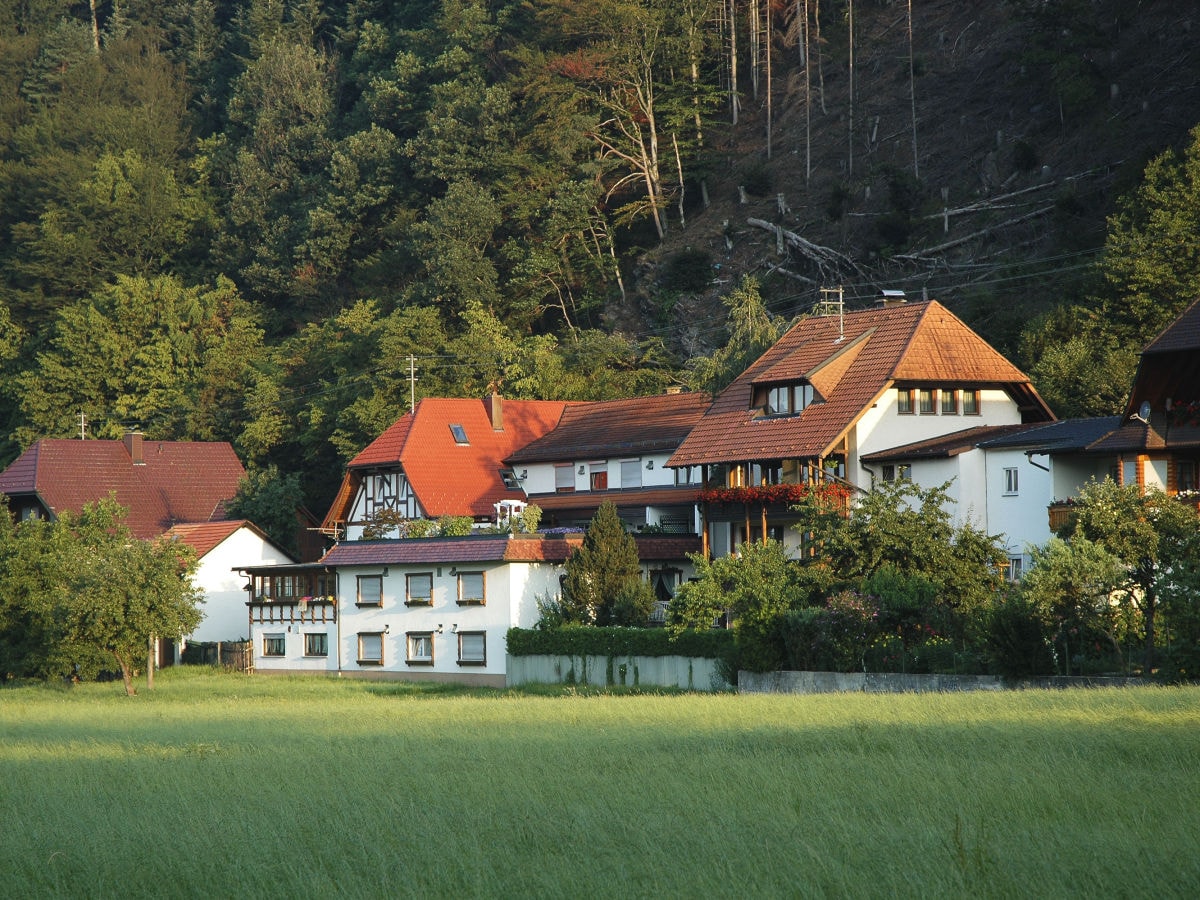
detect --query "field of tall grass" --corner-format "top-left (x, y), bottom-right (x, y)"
top-left (2, 669), bottom-right (1198, 898)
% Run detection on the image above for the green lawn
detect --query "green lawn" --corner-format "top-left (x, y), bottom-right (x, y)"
top-left (2, 669), bottom-right (1198, 898)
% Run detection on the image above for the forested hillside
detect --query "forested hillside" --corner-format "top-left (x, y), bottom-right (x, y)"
top-left (2, 0), bottom-right (1199, 515)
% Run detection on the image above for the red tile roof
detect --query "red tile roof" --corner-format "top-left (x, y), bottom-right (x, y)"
top-left (506, 392), bottom-right (711, 463)
top-left (670, 300), bottom-right (1053, 467)
top-left (0, 438), bottom-right (245, 539)
top-left (164, 519), bottom-right (279, 559)
top-left (327, 397), bottom-right (568, 523)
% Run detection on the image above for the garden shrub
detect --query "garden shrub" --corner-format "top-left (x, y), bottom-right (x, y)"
top-left (983, 591), bottom-right (1055, 679)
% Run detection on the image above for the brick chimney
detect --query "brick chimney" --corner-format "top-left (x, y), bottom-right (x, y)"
top-left (484, 392), bottom-right (503, 431)
top-left (123, 430), bottom-right (145, 465)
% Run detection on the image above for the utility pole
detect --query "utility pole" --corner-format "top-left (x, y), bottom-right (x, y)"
top-left (408, 355), bottom-right (418, 411)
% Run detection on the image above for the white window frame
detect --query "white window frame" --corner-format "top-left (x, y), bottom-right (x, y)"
top-left (1007, 556), bottom-right (1024, 582)
top-left (589, 462), bottom-right (608, 491)
top-left (1003, 467), bottom-right (1019, 496)
top-left (406, 632), bottom-right (434, 666)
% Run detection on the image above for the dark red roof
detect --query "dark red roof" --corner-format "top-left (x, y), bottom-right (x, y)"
top-left (670, 301), bottom-right (1052, 467)
top-left (320, 533), bottom-right (700, 566)
top-left (328, 397), bottom-right (568, 522)
top-left (506, 392), bottom-right (711, 463)
top-left (0, 438), bottom-right (245, 539)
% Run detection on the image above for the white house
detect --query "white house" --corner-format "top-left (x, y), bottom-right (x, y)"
top-left (244, 532), bottom-right (701, 685)
top-left (669, 296), bottom-right (1055, 558)
top-left (165, 520), bottom-right (295, 648)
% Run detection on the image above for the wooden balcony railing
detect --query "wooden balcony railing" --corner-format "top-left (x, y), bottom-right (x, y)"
top-left (1047, 501), bottom-right (1076, 533)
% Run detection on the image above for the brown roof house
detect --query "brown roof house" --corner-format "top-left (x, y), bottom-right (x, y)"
top-left (0, 432), bottom-right (293, 658)
top-left (505, 391), bottom-right (712, 533)
top-left (669, 296), bottom-right (1054, 557)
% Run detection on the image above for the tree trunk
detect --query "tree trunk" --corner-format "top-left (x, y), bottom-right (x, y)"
top-left (765, 0), bottom-right (773, 160)
top-left (908, 0), bottom-right (919, 179)
top-left (847, 0), bottom-right (855, 178)
top-left (114, 651), bottom-right (137, 696)
top-left (729, 0), bottom-right (740, 125)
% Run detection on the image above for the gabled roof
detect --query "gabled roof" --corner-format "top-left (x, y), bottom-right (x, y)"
top-left (0, 438), bottom-right (245, 539)
top-left (324, 397), bottom-right (569, 525)
top-left (1123, 297), bottom-right (1200, 421)
top-left (670, 300), bottom-right (1053, 467)
top-left (1143, 297), bottom-right (1200, 355)
top-left (506, 392), bottom-right (710, 463)
top-left (861, 425), bottom-right (1030, 462)
top-left (319, 533), bottom-right (701, 566)
top-left (164, 519), bottom-right (288, 561)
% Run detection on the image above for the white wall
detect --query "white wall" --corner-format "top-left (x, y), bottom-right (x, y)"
top-left (190, 529), bottom-right (293, 643)
top-left (983, 448), bottom-right (1054, 563)
top-left (337, 560), bottom-right (565, 680)
top-left (520, 451), bottom-right (679, 497)
top-left (856, 388), bottom-right (1022, 466)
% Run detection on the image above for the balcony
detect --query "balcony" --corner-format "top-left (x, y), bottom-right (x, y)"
top-left (1047, 501), bottom-right (1076, 533)
top-left (699, 483), bottom-right (852, 510)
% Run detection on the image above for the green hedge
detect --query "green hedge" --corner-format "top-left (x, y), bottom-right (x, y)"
top-left (506, 625), bottom-right (733, 659)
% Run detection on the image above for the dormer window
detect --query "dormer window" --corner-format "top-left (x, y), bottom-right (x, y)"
top-left (450, 423), bottom-right (468, 445)
top-left (763, 382), bottom-right (814, 416)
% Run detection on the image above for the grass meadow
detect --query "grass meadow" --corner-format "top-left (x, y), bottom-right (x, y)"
top-left (2, 669), bottom-right (1198, 899)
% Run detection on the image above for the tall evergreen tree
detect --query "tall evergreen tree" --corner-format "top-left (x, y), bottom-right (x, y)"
top-left (560, 501), bottom-right (656, 626)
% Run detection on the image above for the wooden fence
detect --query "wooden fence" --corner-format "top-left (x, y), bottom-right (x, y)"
top-left (182, 641), bottom-right (252, 672)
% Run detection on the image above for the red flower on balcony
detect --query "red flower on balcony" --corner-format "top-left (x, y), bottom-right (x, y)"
top-left (699, 483), bottom-right (851, 506)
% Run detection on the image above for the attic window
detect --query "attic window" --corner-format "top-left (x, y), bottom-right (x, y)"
top-left (500, 469), bottom-right (520, 489)
top-left (763, 382), bottom-right (814, 416)
top-left (450, 423), bottom-right (468, 445)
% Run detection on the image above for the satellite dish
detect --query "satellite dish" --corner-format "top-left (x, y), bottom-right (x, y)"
top-left (1139, 401), bottom-right (1151, 421)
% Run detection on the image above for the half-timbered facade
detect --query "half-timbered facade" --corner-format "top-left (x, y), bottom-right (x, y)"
top-left (321, 395), bottom-right (568, 540)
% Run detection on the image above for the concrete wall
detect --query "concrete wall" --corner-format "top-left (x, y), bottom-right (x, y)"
top-left (739, 670), bottom-right (1145, 694)
top-left (507, 654), bottom-right (731, 691)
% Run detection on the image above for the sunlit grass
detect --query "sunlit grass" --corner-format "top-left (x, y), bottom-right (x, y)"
top-left (2, 669), bottom-right (1198, 898)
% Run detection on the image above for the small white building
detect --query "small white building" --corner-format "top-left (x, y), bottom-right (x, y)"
top-left (243, 533), bottom-right (701, 685)
top-left (166, 520), bottom-right (295, 646)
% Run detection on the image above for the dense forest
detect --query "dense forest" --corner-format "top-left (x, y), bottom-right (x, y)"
top-left (2, 0), bottom-right (1200, 516)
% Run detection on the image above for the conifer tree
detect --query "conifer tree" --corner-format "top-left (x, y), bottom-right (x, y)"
top-left (560, 501), bottom-right (655, 626)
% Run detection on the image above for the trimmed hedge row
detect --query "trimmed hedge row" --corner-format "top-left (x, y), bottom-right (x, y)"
top-left (506, 625), bottom-right (733, 659)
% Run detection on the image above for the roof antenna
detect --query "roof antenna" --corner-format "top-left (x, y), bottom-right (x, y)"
top-left (78, 411), bottom-right (88, 440)
top-left (818, 286), bottom-right (845, 342)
